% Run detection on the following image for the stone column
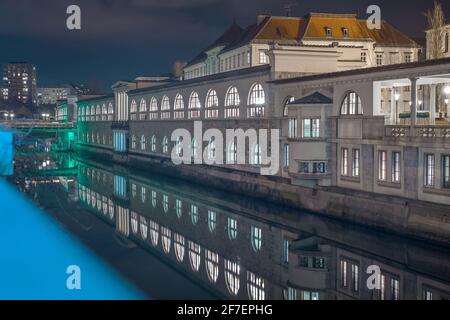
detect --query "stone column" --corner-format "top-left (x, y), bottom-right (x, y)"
top-left (410, 78), bottom-right (418, 128)
top-left (390, 88), bottom-right (396, 124)
top-left (430, 84), bottom-right (436, 125)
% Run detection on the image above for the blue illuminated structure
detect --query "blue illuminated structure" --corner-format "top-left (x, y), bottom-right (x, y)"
top-left (0, 179), bottom-right (144, 300)
top-left (0, 130), bottom-right (14, 176)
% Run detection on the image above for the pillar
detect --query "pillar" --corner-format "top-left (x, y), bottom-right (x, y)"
top-left (410, 78), bottom-right (417, 128)
top-left (430, 84), bottom-right (436, 125)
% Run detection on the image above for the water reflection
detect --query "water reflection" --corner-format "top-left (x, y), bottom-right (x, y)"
top-left (11, 151), bottom-right (450, 300)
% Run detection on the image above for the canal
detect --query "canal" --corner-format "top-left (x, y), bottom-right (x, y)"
top-left (5, 135), bottom-right (450, 300)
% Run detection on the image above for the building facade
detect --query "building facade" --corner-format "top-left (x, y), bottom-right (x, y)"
top-left (2, 62), bottom-right (37, 106)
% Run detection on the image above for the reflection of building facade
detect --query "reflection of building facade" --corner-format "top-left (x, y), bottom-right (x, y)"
top-left (37, 86), bottom-right (71, 106)
top-left (2, 62), bottom-right (37, 106)
top-left (73, 14), bottom-right (450, 243)
top-left (74, 159), bottom-right (450, 300)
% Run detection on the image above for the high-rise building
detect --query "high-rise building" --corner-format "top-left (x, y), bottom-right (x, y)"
top-left (2, 62), bottom-right (37, 106)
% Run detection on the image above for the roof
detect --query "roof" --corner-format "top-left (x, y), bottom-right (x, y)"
top-left (186, 13), bottom-right (420, 65)
top-left (270, 57), bottom-right (450, 85)
top-left (290, 92), bottom-right (333, 104)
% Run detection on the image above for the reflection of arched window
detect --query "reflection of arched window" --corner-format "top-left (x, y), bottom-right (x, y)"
top-left (207, 138), bottom-right (216, 160)
top-left (225, 86), bottom-right (240, 106)
top-left (251, 143), bottom-right (261, 165)
top-left (191, 138), bottom-right (198, 159)
top-left (163, 194), bottom-right (169, 213)
top-left (205, 249), bottom-right (219, 283)
top-left (102, 104), bottom-right (107, 120)
top-left (149, 220), bottom-right (159, 246)
top-left (247, 271), bottom-right (265, 300)
top-left (191, 204), bottom-right (199, 225)
top-left (151, 135), bottom-right (156, 152)
top-left (131, 135), bottom-right (137, 149)
top-left (248, 83), bottom-right (265, 105)
top-left (161, 227), bottom-right (171, 254)
top-left (140, 216), bottom-right (148, 240)
top-left (227, 142), bottom-right (237, 164)
top-left (340, 92), bottom-right (363, 115)
top-left (140, 135), bottom-right (146, 151)
top-left (131, 211), bottom-right (138, 234)
top-left (208, 210), bottom-right (216, 232)
top-left (205, 89), bottom-right (219, 108)
top-left (283, 96), bottom-right (295, 117)
top-left (227, 217), bottom-right (237, 240)
top-left (174, 233), bottom-right (185, 262)
top-left (225, 259), bottom-right (240, 296)
top-left (251, 226), bottom-right (262, 252)
top-left (189, 241), bottom-right (201, 272)
top-left (96, 105), bottom-right (101, 120)
top-left (162, 136), bottom-right (169, 153)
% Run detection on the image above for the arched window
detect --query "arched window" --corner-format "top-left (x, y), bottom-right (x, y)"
top-left (161, 227), bottom-right (171, 254)
top-left (151, 135), bottom-right (156, 152)
top-left (189, 91), bottom-right (201, 119)
top-left (150, 97), bottom-right (158, 111)
top-left (174, 233), bottom-right (185, 262)
top-left (227, 142), bottom-right (237, 164)
top-left (251, 143), bottom-right (262, 165)
top-left (174, 94), bottom-right (184, 110)
top-left (175, 199), bottom-right (183, 218)
top-left (96, 105), bottom-right (101, 120)
top-left (205, 249), bottom-right (219, 283)
top-left (162, 136), bottom-right (169, 153)
top-left (208, 210), bottom-right (216, 233)
top-left (161, 96), bottom-right (170, 110)
top-left (131, 135), bottom-right (137, 149)
top-left (248, 83), bottom-right (265, 105)
top-left (149, 220), bottom-right (159, 246)
top-left (81, 107), bottom-right (86, 121)
top-left (131, 211), bottom-right (138, 234)
top-left (283, 96), bottom-right (295, 117)
top-left (247, 271), bottom-right (265, 300)
top-left (189, 241), bottom-right (201, 272)
top-left (140, 135), bottom-right (146, 151)
top-left (225, 86), bottom-right (240, 106)
top-left (162, 194), bottom-right (169, 213)
top-left (91, 105), bottom-right (95, 120)
top-left (139, 98), bottom-right (147, 120)
top-left (205, 89), bottom-right (219, 108)
top-left (102, 104), bottom-right (107, 120)
top-left (86, 107), bottom-right (90, 121)
top-left (140, 216), bottom-right (148, 240)
top-left (340, 92), bottom-right (363, 115)
top-left (108, 103), bottom-right (114, 120)
top-left (225, 259), bottom-right (240, 296)
top-left (130, 99), bottom-right (137, 120)
top-left (191, 204), bottom-right (199, 225)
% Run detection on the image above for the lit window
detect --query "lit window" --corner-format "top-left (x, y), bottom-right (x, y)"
top-left (248, 83), bottom-right (265, 105)
top-left (342, 27), bottom-right (349, 37)
top-left (162, 194), bottom-right (169, 213)
top-left (205, 249), bottom-right (219, 283)
top-left (288, 119), bottom-right (298, 138)
top-left (302, 119), bottom-right (320, 138)
top-left (162, 136), bottom-right (169, 154)
top-left (131, 211), bottom-right (138, 234)
top-left (443, 155), bottom-right (450, 188)
top-left (425, 154), bottom-right (435, 187)
top-left (352, 149), bottom-right (360, 177)
top-left (188, 91), bottom-right (201, 119)
top-left (340, 92), bottom-right (363, 115)
top-left (174, 94), bottom-right (184, 109)
top-left (259, 50), bottom-right (268, 64)
top-left (139, 216), bottom-right (148, 240)
top-left (390, 278), bottom-right (400, 300)
top-left (227, 217), bottom-right (237, 240)
top-left (224, 259), bottom-right (240, 295)
top-left (351, 263), bottom-right (359, 292)
top-left (283, 96), bottom-right (295, 117)
top-left (251, 226), bottom-right (262, 252)
top-left (174, 233), bottom-right (185, 262)
top-left (161, 95), bottom-right (170, 110)
top-left (225, 86), bottom-right (240, 106)
top-left (283, 144), bottom-right (289, 168)
top-left (379, 151), bottom-right (387, 181)
top-left (161, 227), bottom-right (171, 254)
top-left (140, 135), bottom-right (146, 151)
top-left (325, 27), bottom-right (332, 37)
top-left (189, 241), bottom-right (201, 272)
top-left (247, 271), bottom-right (265, 300)
top-left (151, 135), bottom-right (156, 152)
top-left (149, 220), bottom-right (159, 246)
top-left (392, 152), bottom-right (401, 183)
top-left (175, 199), bottom-right (183, 218)
top-left (208, 210), bottom-right (216, 232)
top-left (341, 148), bottom-right (349, 176)
top-left (190, 204), bottom-right (199, 225)
top-left (205, 89), bottom-right (219, 108)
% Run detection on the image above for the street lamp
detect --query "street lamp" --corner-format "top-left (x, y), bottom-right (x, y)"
top-left (394, 92), bottom-right (400, 124)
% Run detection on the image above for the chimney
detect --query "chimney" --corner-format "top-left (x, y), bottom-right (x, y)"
top-left (257, 11), bottom-right (269, 25)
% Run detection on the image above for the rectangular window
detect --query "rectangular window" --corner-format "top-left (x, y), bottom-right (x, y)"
top-left (361, 52), bottom-right (367, 62)
top-left (390, 278), bottom-right (400, 300)
top-left (283, 144), bottom-right (289, 168)
top-left (288, 119), bottom-right (298, 138)
top-left (379, 151), bottom-right (387, 181)
top-left (341, 148), bottom-right (349, 176)
top-left (443, 155), bottom-right (450, 188)
top-left (405, 53), bottom-right (412, 63)
top-left (299, 162), bottom-right (309, 174)
top-left (325, 27), bottom-right (332, 37)
top-left (352, 149), bottom-right (360, 177)
top-left (259, 50), bottom-right (268, 64)
top-left (302, 118), bottom-right (320, 138)
top-left (351, 263), bottom-right (359, 293)
top-left (392, 152), bottom-right (401, 183)
top-left (376, 53), bottom-right (384, 66)
top-left (283, 239), bottom-right (289, 264)
top-left (425, 154), bottom-right (435, 187)
top-left (423, 289), bottom-right (433, 300)
top-left (340, 260), bottom-right (347, 288)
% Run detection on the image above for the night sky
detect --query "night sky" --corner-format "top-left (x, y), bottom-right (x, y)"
top-left (0, 0), bottom-right (449, 92)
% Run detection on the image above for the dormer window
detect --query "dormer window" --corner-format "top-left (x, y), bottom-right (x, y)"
top-left (325, 27), bottom-right (332, 37)
top-left (342, 28), bottom-right (349, 38)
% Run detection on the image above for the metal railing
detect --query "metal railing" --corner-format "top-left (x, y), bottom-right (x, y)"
top-left (385, 125), bottom-right (450, 139)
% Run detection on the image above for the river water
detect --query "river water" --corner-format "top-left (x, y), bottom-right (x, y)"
top-left (7, 136), bottom-right (450, 300)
